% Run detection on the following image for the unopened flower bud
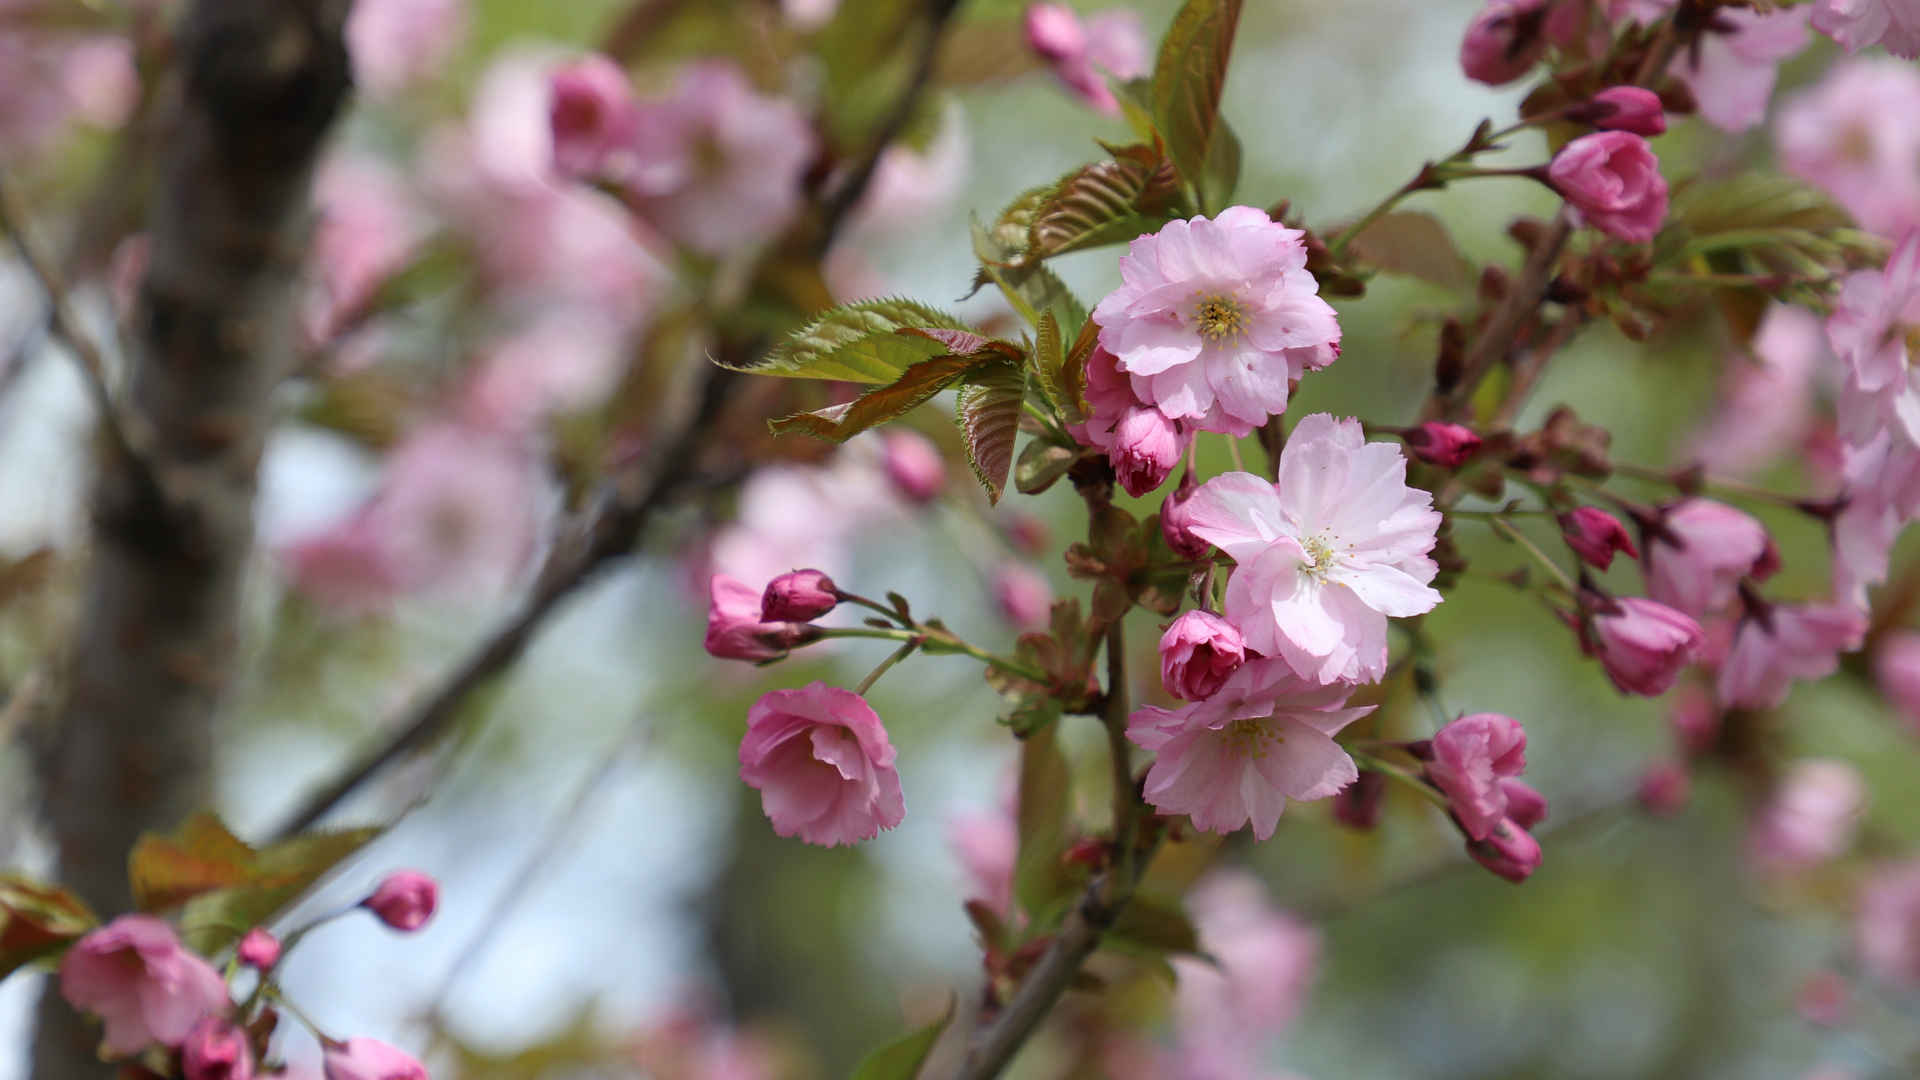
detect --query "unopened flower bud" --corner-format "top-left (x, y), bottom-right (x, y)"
top-left (992, 562), bottom-right (1052, 629)
top-left (762, 569), bottom-right (838, 622)
top-left (1158, 611), bottom-right (1246, 701)
top-left (706, 574), bottom-right (819, 662)
top-left (1547, 131), bottom-right (1669, 244)
top-left (1109, 406), bottom-right (1183, 497)
top-left (548, 55), bottom-right (638, 181)
top-left (1466, 818), bottom-right (1543, 882)
top-left (883, 431), bottom-right (946, 504)
top-left (363, 871), bottom-right (438, 932)
top-left (1023, 2), bottom-right (1086, 63)
top-left (182, 1018), bottom-right (253, 1080)
top-left (236, 928), bottom-right (280, 969)
top-left (1160, 471), bottom-right (1212, 560)
top-left (1459, 0), bottom-right (1549, 86)
top-left (1636, 761), bottom-right (1690, 815)
top-left (323, 1038), bottom-right (429, 1080)
top-left (1403, 421), bottom-right (1482, 467)
top-left (1580, 85), bottom-right (1667, 136)
top-left (1559, 506), bottom-right (1638, 570)
top-left (1582, 595), bottom-right (1702, 696)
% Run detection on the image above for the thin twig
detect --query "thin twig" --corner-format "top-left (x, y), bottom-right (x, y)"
top-left (1424, 212), bottom-right (1573, 424)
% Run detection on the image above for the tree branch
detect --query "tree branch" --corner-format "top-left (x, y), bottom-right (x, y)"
top-left (1422, 212), bottom-right (1572, 424)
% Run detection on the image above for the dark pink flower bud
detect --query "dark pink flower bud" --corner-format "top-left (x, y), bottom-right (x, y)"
top-left (1158, 611), bottom-right (1246, 701)
top-left (322, 1038), bottom-right (429, 1080)
top-left (1559, 506), bottom-right (1638, 570)
top-left (1547, 131), bottom-right (1670, 244)
top-left (363, 871), bottom-right (438, 932)
top-left (1467, 818), bottom-right (1543, 882)
top-left (882, 431), bottom-right (946, 504)
top-left (1636, 761), bottom-right (1690, 815)
top-left (1403, 421), bottom-right (1482, 467)
top-left (1582, 596), bottom-right (1703, 696)
top-left (1333, 769), bottom-right (1386, 830)
top-left (182, 1018), bottom-right (253, 1080)
top-left (1501, 778), bottom-right (1547, 829)
top-left (1024, 2), bottom-right (1086, 63)
top-left (1160, 470), bottom-right (1211, 561)
top-left (1582, 86), bottom-right (1667, 136)
top-left (761, 569), bottom-right (838, 622)
top-left (1425, 713), bottom-right (1529, 842)
top-left (235, 929), bottom-right (280, 969)
top-left (548, 55), bottom-right (638, 181)
top-left (1110, 406), bottom-right (1183, 497)
top-left (1459, 0), bottom-right (1549, 86)
top-left (705, 574), bottom-right (819, 662)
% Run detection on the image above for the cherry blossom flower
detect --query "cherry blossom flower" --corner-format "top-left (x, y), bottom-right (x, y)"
top-left (1559, 507), bottom-right (1637, 570)
top-left (1832, 429), bottom-right (1920, 607)
top-left (1813, 0), bottom-right (1920, 58)
top-left (547, 54), bottom-right (639, 182)
top-left (1424, 713), bottom-right (1530, 843)
top-left (59, 915), bottom-right (230, 1056)
top-left (182, 1018), bottom-right (252, 1080)
top-left (1643, 499), bottom-right (1776, 618)
top-left (1748, 759), bottom-right (1866, 872)
top-left (1668, 5), bottom-right (1809, 133)
top-left (881, 430), bottom-right (946, 504)
top-left (1024, 4), bottom-right (1148, 113)
top-left (1873, 630), bottom-right (1920, 732)
top-left (705, 574), bottom-right (818, 662)
top-left (1547, 131), bottom-right (1669, 244)
top-left (992, 562), bottom-right (1053, 629)
top-left (1857, 858), bottom-right (1920, 987)
top-left (347, 0), bottom-right (464, 97)
top-left (1183, 414), bottom-right (1442, 684)
top-left (1778, 59), bottom-right (1920, 239)
top-left (1070, 346), bottom-right (1194, 496)
top-left (739, 683), bottom-right (905, 846)
top-left (1582, 596), bottom-right (1703, 696)
top-left (1690, 304), bottom-right (1827, 476)
top-left (1459, 0), bottom-right (1550, 86)
top-left (323, 1038), bottom-right (429, 1080)
top-left (1126, 658), bottom-right (1372, 840)
top-left (1092, 208), bottom-right (1341, 437)
top-left (1715, 602), bottom-right (1866, 710)
top-left (1829, 230), bottom-right (1920, 447)
top-left (1170, 871), bottom-right (1320, 1061)
top-left (949, 806), bottom-right (1017, 917)
top-left (304, 154), bottom-right (428, 350)
top-left (364, 870), bottom-right (439, 932)
top-left (1159, 611), bottom-right (1247, 701)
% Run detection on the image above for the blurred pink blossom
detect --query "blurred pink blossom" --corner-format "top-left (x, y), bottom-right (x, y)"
top-left (1127, 658), bottom-right (1371, 840)
top-left (1643, 499), bottom-right (1775, 618)
top-left (1637, 760), bottom-right (1690, 815)
top-left (236, 929), bottom-right (280, 969)
top-left (1690, 304), bottom-right (1826, 476)
top-left (58, 915), bottom-right (229, 1057)
top-left (1583, 86), bottom-right (1666, 136)
top-left (1857, 858), bottom-right (1920, 987)
top-left (1778, 59), bottom-right (1920, 239)
top-left (1459, 0), bottom-right (1549, 86)
top-left (1748, 759), bottom-right (1866, 872)
top-left (881, 430), bottom-right (947, 504)
top-left (364, 870), bottom-right (438, 932)
top-left (1025, 4), bottom-right (1147, 113)
top-left (461, 312), bottom-right (629, 432)
top-left (322, 1037), bottom-right (429, 1080)
top-left (1582, 596), bottom-right (1703, 696)
top-left (1715, 603), bottom-right (1866, 710)
top-left (1094, 208), bottom-right (1341, 437)
top-left (1832, 429), bottom-right (1920, 607)
top-left (949, 806), bottom-right (1017, 917)
top-left (1813, 0), bottom-right (1920, 58)
top-left (1184, 415), bottom-right (1441, 685)
top-left (1668, 5), bottom-right (1809, 132)
top-left (182, 1018), bottom-right (252, 1080)
top-left (1873, 629), bottom-right (1920, 732)
top-left (347, 0), bottom-right (464, 97)
top-left (547, 54), bottom-right (639, 182)
top-left (305, 154), bottom-right (429, 350)
top-left (1829, 229), bottom-right (1920, 447)
top-left (739, 683), bottom-right (905, 846)
top-left (992, 562), bottom-right (1053, 629)
top-left (1171, 870), bottom-right (1320, 1061)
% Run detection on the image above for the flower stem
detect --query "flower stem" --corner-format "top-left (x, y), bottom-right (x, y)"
top-left (1350, 750), bottom-right (1451, 811)
top-left (854, 639), bottom-right (918, 695)
top-left (817, 627), bottom-right (1050, 685)
top-left (1487, 516), bottom-right (1579, 593)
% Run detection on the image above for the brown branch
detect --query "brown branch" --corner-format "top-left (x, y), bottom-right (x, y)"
top-left (1423, 213), bottom-right (1573, 424)
top-left (31, 2), bottom-right (354, 1076)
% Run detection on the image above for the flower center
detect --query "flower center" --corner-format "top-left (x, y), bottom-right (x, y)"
top-left (1190, 292), bottom-right (1249, 343)
top-left (1223, 716), bottom-right (1281, 759)
top-left (1300, 532), bottom-right (1339, 582)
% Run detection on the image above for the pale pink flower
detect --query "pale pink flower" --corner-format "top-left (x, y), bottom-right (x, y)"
top-left (1547, 131), bottom-right (1669, 243)
top-left (347, 0), bottom-right (464, 97)
top-left (949, 807), bottom-right (1017, 917)
top-left (322, 1038), bottom-right (429, 1080)
top-left (1874, 629), bottom-right (1920, 732)
top-left (1643, 499), bottom-right (1776, 617)
top-left (1583, 596), bottom-right (1704, 696)
top-left (182, 1017), bottom-right (252, 1080)
top-left (1025, 4), bottom-right (1147, 113)
top-left (1092, 208), bottom-right (1341, 437)
top-left (236, 929), bottom-right (280, 969)
top-left (1127, 658), bottom-right (1372, 840)
top-left (305, 154), bottom-right (427, 349)
top-left (547, 54), bottom-right (639, 182)
top-left (1424, 713), bottom-right (1530, 843)
top-left (992, 562), bottom-right (1052, 629)
top-left (1832, 429), bottom-right (1920, 606)
top-left (364, 870), bottom-right (438, 932)
top-left (1690, 303), bottom-right (1826, 476)
top-left (1814, 0), bottom-right (1920, 58)
top-left (1715, 603), bottom-right (1866, 710)
top-left (705, 440), bottom-right (901, 588)
top-left (845, 103), bottom-right (969, 238)
top-left (705, 574), bottom-right (816, 662)
top-left (1748, 759), bottom-right (1866, 871)
top-left (1669, 5), bottom-right (1809, 133)
top-left (1159, 611), bottom-right (1247, 701)
top-left (1559, 506), bottom-right (1637, 570)
top-left (1460, 0), bottom-right (1550, 86)
top-left (1777, 59), bottom-right (1920, 239)
top-left (1857, 858), bottom-right (1920, 987)
top-left (461, 312), bottom-right (629, 433)
top-left (1183, 414), bottom-right (1442, 684)
top-left (58, 915), bottom-right (230, 1056)
top-left (625, 62), bottom-right (814, 256)
top-left (782, 0), bottom-right (839, 30)
top-left (1171, 871), bottom-right (1319, 1059)
top-left (739, 683), bottom-right (905, 846)
top-left (1829, 230), bottom-right (1920, 447)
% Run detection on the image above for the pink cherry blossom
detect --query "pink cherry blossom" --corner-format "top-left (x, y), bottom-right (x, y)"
top-left (1857, 858), bottom-right (1920, 987)
top-left (1690, 303), bottom-right (1826, 476)
top-left (1748, 759), bottom-right (1865, 872)
top-left (304, 153), bottom-right (427, 350)
top-left (949, 806), bottom-right (1017, 917)
top-left (322, 1038), bottom-right (429, 1080)
top-left (1643, 498), bottom-right (1776, 617)
top-left (739, 683), bottom-right (905, 846)
top-left (1424, 713), bottom-right (1530, 842)
top-left (1832, 429), bottom-right (1920, 606)
top-left (992, 562), bottom-right (1053, 630)
top-left (1170, 871), bottom-right (1319, 1061)
top-left (624, 62), bottom-right (814, 256)
top-left (881, 430), bottom-right (946, 504)
top-left (1183, 414), bottom-right (1442, 684)
top-left (547, 54), bottom-right (639, 182)
top-left (1814, 0), bottom-right (1920, 58)
top-left (1560, 506), bottom-right (1637, 570)
top-left (1778, 59), bottom-right (1920, 239)
top-left (182, 1017), bottom-right (252, 1080)
top-left (1069, 346), bottom-right (1193, 497)
top-left (1547, 131), bottom-right (1669, 244)
top-left (1715, 603), bottom-right (1866, 710)
top-left (705, 574), bottom-right (817, 662)
top-left (1126, 658), bottom-right (1372, 840)
top-left (1829, 230), bottom-right (1920, 447)
top-left (1669, 5), bottom-right (1809, 133)
top-left (347, 0), bottom-right (464, 97)
top-left (1582, 596), bottom-right (1703, 696)
top-left (1092, 208), bottom-right (1342, 437)
top-left (1874, 629), bottom-right (1920, 732)
top-left (460, 312), bottom-right (630, 434)
top-left (1459, 0), bottom-right (1549, 86)
top-left (1025, 4), bottom-right (1147, 113)
top-left (782, 0), bottom-right (839, 30)
top-left (1159, 610), bottom-right (1247, 701)
top-left (58, 915), bottom-right (231, 1057)
top-left (364, 870), bottom-right (438, 932)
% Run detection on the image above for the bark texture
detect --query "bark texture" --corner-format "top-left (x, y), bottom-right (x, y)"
top-left (30, 1), bottom-right (351, 1075)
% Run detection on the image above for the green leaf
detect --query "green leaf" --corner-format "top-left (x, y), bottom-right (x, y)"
top-left (771, 354), bottom-right (983, 442)
top-left (970, 213), bottom-right (1089, 334)
top-left (0, 875), bottom-right (97, 980)
top-left (1029, 310), bottom-right (1080, 425)
top-left (848, 997), bottom-right (955, 1080)
top-left (732, 298), bottom-right (980, 383)
top-left (1026, 145), bottom-right (1180, 262)
top-left (1151, 0), bottom-right (1244, 212)
top-left (954, 362), bottom-right (1026, 504)
top-left (1014, 725), bottom-right (1075, 918)
top-left (1344, 210), bottom-right (1473, 290)
top-left (1015, 438), bottom-right (1079, 495)
top-left (1106, 894), bottom-right (1201, 957)
top-left (129, 812), bottom-right (256, 911)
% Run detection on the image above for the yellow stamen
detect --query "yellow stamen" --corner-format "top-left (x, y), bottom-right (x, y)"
top-left (1192, 292), bottom-right (1249, 343)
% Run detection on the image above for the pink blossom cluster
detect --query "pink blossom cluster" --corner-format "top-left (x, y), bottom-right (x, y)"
top-left (1022, 3), bottom-right (1149, 114)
